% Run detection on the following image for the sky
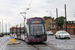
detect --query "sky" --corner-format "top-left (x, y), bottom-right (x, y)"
top-left (0, 0), bottom-right (75, 32)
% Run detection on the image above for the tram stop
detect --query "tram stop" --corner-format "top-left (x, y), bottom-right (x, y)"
top-left (8, 37), bottom-right (20, 45)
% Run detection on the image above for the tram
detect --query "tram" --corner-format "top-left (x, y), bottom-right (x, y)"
top-left (10, 17), bottom-right (47, 43)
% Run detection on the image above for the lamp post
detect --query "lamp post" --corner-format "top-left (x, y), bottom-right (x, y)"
top-left (20, 12), bottom-right (26, 34)
top-left (8, 22), bottom-right (11, 33)
top-left (5, 23), bottom-right (7, 34)
top-left (56, 8), bottom-right (58, 30)
top-left (46, 11), bottom-right (52, 30)
top-left (4, 19), bottom-right (7, 34)
top-left (2, 19), bottom-right (6, 34)
top-left (64, 4), bottom-right (67, 32)
top-left (2, 19), bottom-right (3, 34)
top-left (0, 22), bottom-right (1, 33)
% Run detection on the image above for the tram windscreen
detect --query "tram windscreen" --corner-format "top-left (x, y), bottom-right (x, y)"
top-left (30, 24), bottom-right (44, 35)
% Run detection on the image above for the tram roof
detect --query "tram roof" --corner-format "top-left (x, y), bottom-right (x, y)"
top-left (27, 17), bottom-right (45, 21)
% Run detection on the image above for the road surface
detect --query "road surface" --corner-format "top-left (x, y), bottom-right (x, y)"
top-left (1, 35), bottom-right (75, 50)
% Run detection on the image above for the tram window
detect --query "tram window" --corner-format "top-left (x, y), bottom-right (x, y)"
top-left (30, 24), bottom-right (44, 35)
top-left (27, 25), bottom-right (29, 35)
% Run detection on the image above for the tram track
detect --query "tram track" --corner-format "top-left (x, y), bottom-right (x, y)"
top-left (21, 39), bottom-right (56, 50)
top-left (12, 39), bottom-right (60, 50)
top-left (32, 45), bottom-right (40, 50)
top-left (44, 43), bottom-right (61, 50)
top-left (29, 42), bottom-right (60, 50)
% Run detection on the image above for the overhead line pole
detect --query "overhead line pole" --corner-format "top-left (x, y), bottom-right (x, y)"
top-left (56, 8), bottom-right (59, 31)
top-left (2, 19), bottom-right (3, 34)
top-left (64, 4), bottom-right (67, 32)
top-left (20, 12), bottom-right (26, 34)
top-left (0, 22), bottom-right (1, 33)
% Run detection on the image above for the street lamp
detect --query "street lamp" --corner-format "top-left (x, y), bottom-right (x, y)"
top-left (4, 19), bottom-right (7, 34)
top-left (2, 19), bottom-right (3, 34)
top-left (64, 4), bottom-right (67, 32)
top-left (8, 22), bottom-right (12, 33)
top-left (0, 22), bottom-right (1, 33)
top-left (46, 11), bottom-right (52, 16)
top-left (56, 8), bottom-right (59, 31)
top-left (20, 12), bottom-right (26, 34)
top-left (46, 11), bottom-right (52, 30)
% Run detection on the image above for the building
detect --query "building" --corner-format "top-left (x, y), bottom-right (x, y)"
top-left (66, 21), bottom-right (75, 35)
top-left (44, 16), bottom-right (55, 30)
top-left (46, 21), bottom-right (75, 35)
top-left (43, 16), bottom-right (75, 35)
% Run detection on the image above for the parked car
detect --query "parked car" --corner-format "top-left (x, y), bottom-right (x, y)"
top-left (46, 31), bottom-right (53, 35)
top-left (55, 31), bottom-right (70, 39)
top-left (0, 33), bottom-right (4, 37)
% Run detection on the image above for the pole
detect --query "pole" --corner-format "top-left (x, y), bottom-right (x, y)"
top-left (24, 18), bottom-right (26, 34)
top-left (69, 24), bottom-right (70, 34)
top-left (46, 11), bottom-right (52, 30)
top-left (56, 8), bottom-right (59, 31)
top-left (8, 23), bottom-right (10, 33)
top-left (5, 24), bottom-right (7, 34)
top-left (20, 12), bottom-right (26, 34)
top-left (20, 24), bottom-right (21, 35)
top-left (2, 19), bottom-right (3, 34)
top-left (0, 22), bottom-right (1, 33)
top-left (50, 11), bottom-right (52, 30)
top-left (65, 4), bottom-right (67, 32)
top-left (16, 25), bottom-right (17, 38)
top-left (11, 26), bottom-right (13, 36)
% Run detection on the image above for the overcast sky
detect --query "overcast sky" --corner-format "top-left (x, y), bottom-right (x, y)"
top-left (0, 0), bottom-right (75, 32)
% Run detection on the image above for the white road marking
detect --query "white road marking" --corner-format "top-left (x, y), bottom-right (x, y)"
top-left (55, 44), bottom-right (75, 49)
top-left (0, 39), bottom-right (11, 50)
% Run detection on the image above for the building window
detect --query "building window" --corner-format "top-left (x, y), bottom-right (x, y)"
top-left (71, 25), bottom-right (72, 27)
top-left (68, 25), bottom-right (70, 27)
top-left (48, 24), bottom-right (50, 27)
top-left (48, 20), bottom-right (50, 22)
top-left (74, 25), bottom-right (75, 27)
top-left (48, 28), bottom-right (50, 30)
top-left (54, 25), bottom-right (55, 27)
top-left (74, 22), bottom-right (75, 23)
top-left (71, 22), bottom-right (72, 23)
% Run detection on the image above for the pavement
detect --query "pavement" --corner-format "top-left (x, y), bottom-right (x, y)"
top-left (71, 35), bottom-right (75, 38)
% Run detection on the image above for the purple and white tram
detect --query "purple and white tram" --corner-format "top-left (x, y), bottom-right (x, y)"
top-left (10, 17), bottom-right (47, 43)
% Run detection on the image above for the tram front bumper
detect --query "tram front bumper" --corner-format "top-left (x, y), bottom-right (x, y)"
top-left (28, 37), bottom-right (47, 42)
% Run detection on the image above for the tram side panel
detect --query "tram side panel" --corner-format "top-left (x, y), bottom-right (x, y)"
top-left (10, 27), bottom-right (17, 38)
top-left (21, 27), bottom-right (25, 40)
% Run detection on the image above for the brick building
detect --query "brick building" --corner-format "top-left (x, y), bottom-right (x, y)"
top-left (44, 16), bottom-right (55, 30)
top-left (43, 16), bottom-right (75, 35)
top-left (67, 21), bottom-right (75, 35)
top-left (48, 21), bottom-right (75, 35)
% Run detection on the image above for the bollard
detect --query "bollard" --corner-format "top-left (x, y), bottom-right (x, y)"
top-left (12, 37), bottom-right (15, 44)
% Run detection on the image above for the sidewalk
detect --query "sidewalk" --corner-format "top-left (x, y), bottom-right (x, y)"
top-left (71, 35), bottom-right (75, 38)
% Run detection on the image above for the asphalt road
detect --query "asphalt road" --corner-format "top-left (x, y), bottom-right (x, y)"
top-left (1, 35), bottom-right (75, 50)
top-left (5, 39), bottom-right (59, 50)
top-left (0, 35), bottom-right (10, 50)
top-left (47, 35), bottom-right (75, 50)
